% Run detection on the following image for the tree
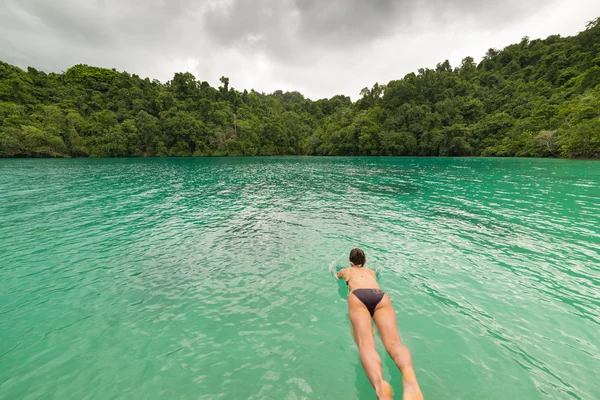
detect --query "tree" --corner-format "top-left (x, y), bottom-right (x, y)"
top-left (219, 76), bottom-right (230, 92)
top-left (381, 131), bottom-right (417, 155)
top-left (1, 17), bottom-right (600, 159)
top-left (559, 119), bottom-right (600, 158)
top-left (135, 110), bottom-right (158, 157)
top-left (535, 130), bottom-right (558, 156)
top-left (359, 82), bottom-right (386, 109)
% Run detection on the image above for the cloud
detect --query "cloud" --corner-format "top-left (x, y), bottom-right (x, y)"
top-left (0, 0), bottom-right (598, 99)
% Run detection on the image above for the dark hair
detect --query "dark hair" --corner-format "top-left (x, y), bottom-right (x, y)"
top-left (349, 248), bottom-right (366, 267)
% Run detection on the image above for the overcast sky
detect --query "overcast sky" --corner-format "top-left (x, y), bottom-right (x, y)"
top-left (1, 0), bottom-right (598, 100)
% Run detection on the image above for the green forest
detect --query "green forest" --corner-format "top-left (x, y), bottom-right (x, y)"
top-left (1, 19), bottom-right (600, 158)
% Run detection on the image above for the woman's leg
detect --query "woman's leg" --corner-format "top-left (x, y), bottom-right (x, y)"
top-left (348, 294), bottom-right (393, 400)
top-left (373, 296), bottom-right (424, 400)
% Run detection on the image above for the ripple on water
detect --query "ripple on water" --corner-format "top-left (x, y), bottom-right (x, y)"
top-left (0, 157), bottom-right (598, 400)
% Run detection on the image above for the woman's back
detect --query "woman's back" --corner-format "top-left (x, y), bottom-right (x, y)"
top-left (344, 266), bottom-right (380, 292)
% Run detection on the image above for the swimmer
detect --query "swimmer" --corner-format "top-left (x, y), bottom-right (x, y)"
top-left (337, 248), bottom-right (424, 400)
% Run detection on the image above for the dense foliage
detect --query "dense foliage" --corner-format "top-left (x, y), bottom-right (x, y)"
top-left (1, 19), bottom-right (600, 158)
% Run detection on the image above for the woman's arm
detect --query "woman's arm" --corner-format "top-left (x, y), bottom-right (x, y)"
top-left (336, 268), bottom-right (347, 280)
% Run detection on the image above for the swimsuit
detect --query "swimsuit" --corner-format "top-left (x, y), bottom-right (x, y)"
top-left (346, 278), bottom-right (385, 316)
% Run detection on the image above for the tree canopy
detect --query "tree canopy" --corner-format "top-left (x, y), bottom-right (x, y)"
top-left (1, 19), bottom-right (600, 158)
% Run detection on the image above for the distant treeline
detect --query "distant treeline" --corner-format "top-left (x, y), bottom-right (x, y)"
top-left (1, 19), bottom-right (600, 158)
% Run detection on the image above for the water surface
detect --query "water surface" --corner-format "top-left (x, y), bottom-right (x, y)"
top-left (1, 157), bottom-right (599, 399)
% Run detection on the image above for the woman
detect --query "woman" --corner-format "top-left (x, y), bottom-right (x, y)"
top-left (337, 248), bottom-right (424, 400)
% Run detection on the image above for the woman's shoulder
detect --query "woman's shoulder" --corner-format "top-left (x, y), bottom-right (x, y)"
top-left (338, 267), bottom-right (351, 279)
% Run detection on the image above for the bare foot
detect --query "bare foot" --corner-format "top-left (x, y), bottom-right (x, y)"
top-left (402, 380), bottom-right (424, 400)
top-left (376, 380), bottom-right (393, 400)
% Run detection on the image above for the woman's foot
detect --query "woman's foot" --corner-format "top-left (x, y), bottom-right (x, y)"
top-left (376, 380), bottom-right (393, 400)
top-left (402, 380), bottom-right (424, 400)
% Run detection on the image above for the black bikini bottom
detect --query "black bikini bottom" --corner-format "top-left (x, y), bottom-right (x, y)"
top-left (352, 288), bottom-right (385, 316)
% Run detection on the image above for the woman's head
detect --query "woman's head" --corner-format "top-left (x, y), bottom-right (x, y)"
top-left (349, 248), bottom-right (366, 267)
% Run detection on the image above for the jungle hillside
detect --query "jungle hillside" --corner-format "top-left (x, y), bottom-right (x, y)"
top-left (1, 19), bottom-right (599, 158)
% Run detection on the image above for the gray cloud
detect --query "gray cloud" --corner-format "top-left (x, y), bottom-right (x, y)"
top-left (199, 0), bottom-right (536, 64)
top-left (0, 0), bottom-right (598, 99)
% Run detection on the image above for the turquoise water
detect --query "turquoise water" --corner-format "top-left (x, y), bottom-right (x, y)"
top-left (1, 157), bottom-right (598, 400)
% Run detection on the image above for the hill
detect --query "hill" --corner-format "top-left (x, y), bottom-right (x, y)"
top-left (1, 18), bottom-right (599, 158)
